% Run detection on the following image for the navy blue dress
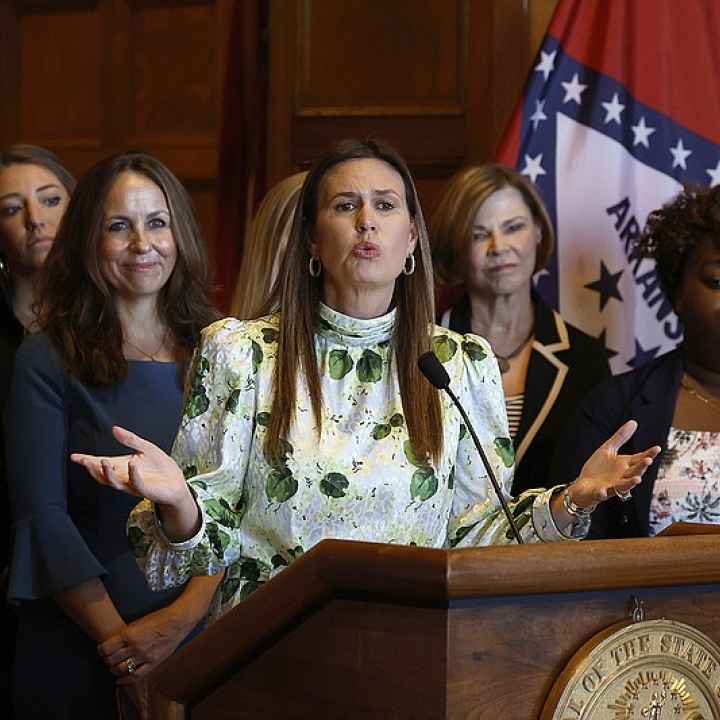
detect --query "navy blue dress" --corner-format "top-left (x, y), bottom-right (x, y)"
top-left (6, 332), bottom-right (193, 718)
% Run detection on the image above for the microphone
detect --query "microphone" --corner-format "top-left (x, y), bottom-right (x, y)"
top-left (418, 351), bottom-right (524, 544)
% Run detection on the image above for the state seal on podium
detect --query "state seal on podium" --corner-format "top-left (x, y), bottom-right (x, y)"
top-left (542, 618), bottom-right (720, 719)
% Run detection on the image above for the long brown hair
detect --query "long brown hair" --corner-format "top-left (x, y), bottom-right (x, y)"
top-left (259, 138), bottom-right (443, 464)
top-left (38, 152), bottom-right (218, 384)
top-left (431, 162), bottom-right (554, 286)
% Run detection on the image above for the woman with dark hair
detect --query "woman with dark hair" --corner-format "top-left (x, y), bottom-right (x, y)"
top-left (72, 139), bottom-right (658, 618)
top-left (0, 144), bottom-right (75, 716)
top-left (6, 152), bottom-right (222, 718)
top-left (431, 163), bottom-right (610, 495)
top-left (550, 185), bottom-right (720, 539)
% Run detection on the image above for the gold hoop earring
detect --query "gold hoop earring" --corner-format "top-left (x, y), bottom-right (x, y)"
top-left (403, 253), bottom-right (416, 276)
top-left (309, 256), bottom-right (322, 278)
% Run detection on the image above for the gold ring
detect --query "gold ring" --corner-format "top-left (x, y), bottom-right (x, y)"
top-left (126, 656), bottom-right (137, 675)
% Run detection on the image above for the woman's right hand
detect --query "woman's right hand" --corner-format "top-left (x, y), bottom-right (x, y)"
top-left (71, 425), bottom-right (190, 509)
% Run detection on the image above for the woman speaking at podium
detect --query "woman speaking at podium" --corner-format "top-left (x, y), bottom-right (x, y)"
top-left (72, 139), bottom-right (659, 617)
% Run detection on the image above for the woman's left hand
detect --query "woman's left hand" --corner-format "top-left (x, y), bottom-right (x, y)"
top-left (99, 605), bottom-right (190, 682)
top-left (568, 420), bottom-right (661, 508)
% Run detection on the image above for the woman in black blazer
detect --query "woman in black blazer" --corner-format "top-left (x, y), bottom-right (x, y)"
top-left (432, 163), bottom-right (610, 494)
top-left (551, 185), bottom-right (720, 538)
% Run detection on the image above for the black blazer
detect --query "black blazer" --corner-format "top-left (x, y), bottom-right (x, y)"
top-left (442, 294), bottom-right (611, 495)
top-left (0, 290), bottom-right (23, 569)
top-left (550, 349), bottom-right (683, 538)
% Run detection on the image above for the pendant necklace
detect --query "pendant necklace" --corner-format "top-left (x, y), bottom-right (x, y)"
top-left (124, 328), bottom-right (169, 362)
top-left (495, 327), bottom-right (535, 374)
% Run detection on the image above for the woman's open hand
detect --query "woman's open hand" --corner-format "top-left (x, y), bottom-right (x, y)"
top-left (569, 420), bottom-right (661, 508)
top-left (71, 425), bottom-right (188, 508)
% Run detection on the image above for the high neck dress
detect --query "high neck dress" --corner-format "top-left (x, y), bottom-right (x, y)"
top-left (129, 305), bottom-right (574, 617)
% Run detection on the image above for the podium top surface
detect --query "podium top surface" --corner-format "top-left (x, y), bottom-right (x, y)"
top-left (149, 533), bottom-right (720, 705)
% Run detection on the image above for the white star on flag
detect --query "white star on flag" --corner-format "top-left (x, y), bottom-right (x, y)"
top-left (601, 93), bottom-right (625, 124)
top-left (561, 73), bottom-right (587, 104)
top-left (534, 50), bottom-right (557, 82)
top-left (706, 161), bottom-right (720, 186)
top-left (530, 100), bottom-right (547, 131)
top-left (521, 153), bottom-right (546, 183)
top-left (631, 116), bottom-right (656, 148)
top-left (670, 138), bottom-right (692, 169)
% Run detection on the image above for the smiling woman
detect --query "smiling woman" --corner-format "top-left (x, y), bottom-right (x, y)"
top-left (5, 152), bottom-right (221, 718)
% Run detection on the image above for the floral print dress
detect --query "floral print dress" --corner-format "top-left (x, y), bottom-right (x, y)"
top-left (649, 427), bottom-right (720, 536)
top-left (128, 303), bottom-right (574, 616)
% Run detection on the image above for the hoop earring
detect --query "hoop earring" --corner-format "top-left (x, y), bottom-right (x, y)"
top-left (309, 256), bottom-right (322, 278)
top-left (403, 253), bottom-right (416, 276)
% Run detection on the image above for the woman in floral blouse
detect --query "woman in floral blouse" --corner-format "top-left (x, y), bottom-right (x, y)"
top-left (72, 139), bottom-right (660, 619)
top-left (551, 185), bottom-right (720, 538)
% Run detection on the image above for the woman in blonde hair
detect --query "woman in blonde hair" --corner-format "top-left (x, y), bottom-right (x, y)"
top-left (231, 171), bottom-right (307, 319)
top-left (432, 163), bottom-right (610, 495)
top-left (72, 140), bottom-right (658, 618)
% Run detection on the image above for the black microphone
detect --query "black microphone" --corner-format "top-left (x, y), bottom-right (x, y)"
top-left (418, 351), bottom-right (524, 544)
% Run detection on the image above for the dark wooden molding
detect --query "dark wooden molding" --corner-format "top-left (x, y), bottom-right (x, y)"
top-left (146, 532), bottom-right (720, 716)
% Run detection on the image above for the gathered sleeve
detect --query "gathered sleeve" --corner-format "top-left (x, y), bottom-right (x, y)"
top-left (442, 332), bottom-right (575, 547)
top-left (128, 319), bottom-right (258, 591)
top-left (6, 335), bottom-right (107, 601)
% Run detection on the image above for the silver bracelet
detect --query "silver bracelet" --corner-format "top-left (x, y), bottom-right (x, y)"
top-left (563, 489), bottom-right (597, 519)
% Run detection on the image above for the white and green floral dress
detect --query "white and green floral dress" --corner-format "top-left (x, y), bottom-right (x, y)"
top-left (128, 303), bottom-right (574, 617)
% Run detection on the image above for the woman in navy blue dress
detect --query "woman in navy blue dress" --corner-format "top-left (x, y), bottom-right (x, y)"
top-left (0, 144), bottom-right (75, 720)
top-left (6, 152), bottom-right (220, 718)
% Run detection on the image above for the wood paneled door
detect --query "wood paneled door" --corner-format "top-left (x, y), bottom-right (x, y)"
top-left (0, 0), bottom-right (233, 265)
top-left (266, 0), bottom-right (558, 216)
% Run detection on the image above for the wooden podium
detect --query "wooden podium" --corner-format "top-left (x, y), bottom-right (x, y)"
top-left (147, 531), bottom-right (720, 719)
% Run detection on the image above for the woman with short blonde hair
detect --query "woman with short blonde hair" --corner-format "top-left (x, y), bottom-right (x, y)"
top-left (431, 162), bottom-right (610, 495)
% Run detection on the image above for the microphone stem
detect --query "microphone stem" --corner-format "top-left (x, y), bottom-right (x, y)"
top-left (445, 386), bottom-right (524, 545)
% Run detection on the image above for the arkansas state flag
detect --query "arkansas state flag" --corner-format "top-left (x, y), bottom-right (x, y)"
top-left (497, 0), bottom-right (720, 372)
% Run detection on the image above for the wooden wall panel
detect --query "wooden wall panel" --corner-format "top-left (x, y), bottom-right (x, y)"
top-left (0, 0), bottom-right (231, 266)
top-left (297, 0), bottom-right (464, 116)
top-left (267, 0), bottom-right (559, 218)
top-left (0, 0), bottom-right (558, 300)
top-left (19, 10), bottom-right (102, 148)
top-left (130, 2), bottom-right (217, 143)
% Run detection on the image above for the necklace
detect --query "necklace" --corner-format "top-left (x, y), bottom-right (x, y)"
top-left (680, 374), bottom-right (720, 415)
top-left (124, 328), bottom-right (169, 362)
top-left (494, 327), bottom-right (535, 374)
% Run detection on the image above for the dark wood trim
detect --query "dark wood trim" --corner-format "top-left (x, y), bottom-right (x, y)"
top-left (15, 0), bottom-right (98, 12)
top-left (147, 532), bottom-right (720, 716)
top-left (0, 3), bottom-right (20, 147)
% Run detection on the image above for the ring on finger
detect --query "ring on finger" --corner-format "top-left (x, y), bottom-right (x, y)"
top-left (126, 656), bottom-right (137, 675)
top-left (616, 488), bottom-right (633, 502)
